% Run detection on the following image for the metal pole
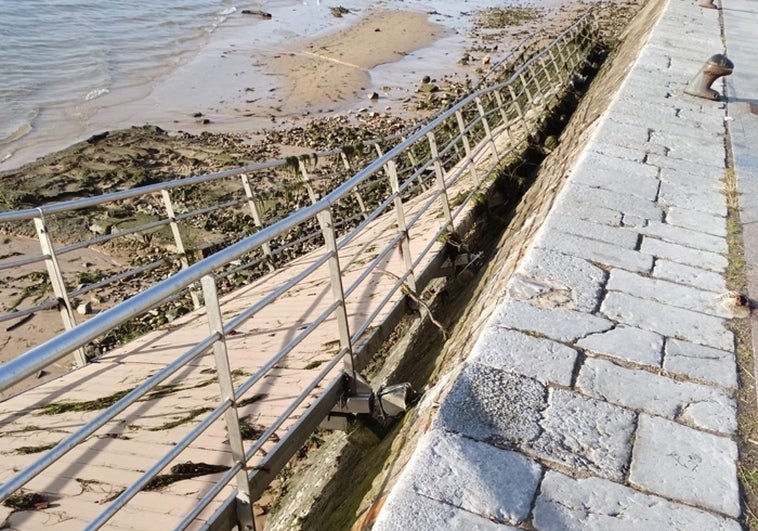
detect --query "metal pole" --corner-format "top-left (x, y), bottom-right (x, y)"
top-left (425, 133), bottom-right (455, 229)
top-left (316, 209), bottom-right (357, 389)
top-left (161, 189), bottom-right (201, 308)
top-left (475, 96), bottom-right (500, 160)
top-left (339, 152), bottom-right (369, 220)
top-left (201, 275), bottom-right (256, 531)
top-left (298, 159), bottom-right (319, 205)
top-left (455, 109), bottom-right (480, 185)
top-left (33, 213), bottom-right (87, 367)
top-left (241, 174), bottom-right (275, 271)
top-left (508, 84), bottom-right (534, 139)
top-left (385, 160), bottom-right (419, 301)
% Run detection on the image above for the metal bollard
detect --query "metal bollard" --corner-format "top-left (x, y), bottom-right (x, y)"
top-left (684, 54), bottom-right (734, 100)
top-left (698, 0), bottom-right (718, 8)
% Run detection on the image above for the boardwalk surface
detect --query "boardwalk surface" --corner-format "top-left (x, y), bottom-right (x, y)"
top-left (375, 0), bottom-right (753, 528)
top-left (0, 136), bottom-right (496, 528)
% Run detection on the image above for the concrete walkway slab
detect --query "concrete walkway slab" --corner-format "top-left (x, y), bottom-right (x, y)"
top-left (375, 0), bottom-right (749, 528)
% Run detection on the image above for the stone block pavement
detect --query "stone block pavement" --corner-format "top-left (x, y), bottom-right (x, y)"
top-left (374, 0), bottom-right (755, 528)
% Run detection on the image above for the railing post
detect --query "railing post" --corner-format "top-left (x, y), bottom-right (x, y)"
top-left (539, 55), bottom-right (556, 87)
top-left (425, 133), bottom-right (455, 230)
top-left (201, 275), bottom-right (256, 531)
top-left (161, 189), bottom-right (201, 309)
top-left (385, 160), bottom-right (419, 299)
top-left (403, 143), bottom-right (428, 191)
top-left (297, 159), bottom-right (319, 205)
top-left (519, 71), bottom-right (535, 108)
top-left (474, 96), bottom-right (500, 160)
top-left (455, 109), bottom-right (480, 184)
top-left (492, 89), bottom-right (516, 147)
top-left (508, 84), bottom-right (534, 139)
top-left (316, 209), bottom-right (357, 389)
top-left (339, 152), bottom-right (369, 220)
top-left (547, 46), bottom-right (565, 84)
top-left (33, 212), bottom-right (88, 367)
top-left (241, 174), bottom-right (275, 271)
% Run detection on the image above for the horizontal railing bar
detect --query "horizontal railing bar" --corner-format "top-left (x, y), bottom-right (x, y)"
top-left (243, 350), bottom-right (345, 463)
top-left (224, 250), bottom-right (333, 333)
top-left (0, 300), bottom-right (59, 324)
top-left (350, 269), bottom-right (411, 343)
top-left (56, 218), bottom-right (172, 257)
top-left (87, 398), bottom-right (233, 530)
top-left (0, 332), bottom-right (219, 502)
top-left (342, 232), bottom-right (405, 300)
top-left (0, 252), bottom-right (48, 271)
top-left (173, 197), bottom-right (248, 223)
top-left (68, 257), bottom-right (170, 299)
top-left (175, 460), bottom-right (244, 530)
top-left (335, 191), bottom-right (399, 250)
top-left (232, 299), bottom-right (341, 401)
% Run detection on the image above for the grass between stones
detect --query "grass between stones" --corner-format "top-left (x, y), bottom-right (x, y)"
top-left (724, 166), bottom-right (758, 529)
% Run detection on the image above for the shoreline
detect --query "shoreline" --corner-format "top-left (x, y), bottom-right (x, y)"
top-left (0, 1), bottom-right (601, 396)
top-left (0, 0), bottom-right (569, 172)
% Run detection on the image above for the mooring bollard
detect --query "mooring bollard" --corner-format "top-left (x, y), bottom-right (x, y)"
top-left (684, 54), bottom-right (734, 100)
top-left (698, 0), bottom-right (718, 9)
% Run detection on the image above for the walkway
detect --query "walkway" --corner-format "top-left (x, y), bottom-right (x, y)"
top-left (0, 154), bottom-right (469, 529)
top-left (375, 0), bottom-right (752, 528)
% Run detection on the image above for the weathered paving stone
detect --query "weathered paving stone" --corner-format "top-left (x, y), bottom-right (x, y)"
top-left (577, 358), bottom-right (736, 434)
top-left (535, 231), bottom-right (654, 274)
top-left (664, 206), bottom-right (727, 238)
top-left (528, 389), bottom-right (636, 482)
top-left (651, 132), bottom-right (726, 164)
top-left (491, 300), bottom-right (613, 343)
top-left (515, 248), bottom-right (606, 312)
top-left (590, 141), bottom-right (650, 163)
top-left (606, 269), bottom-right (732, 318)
top-left (403, 430), bottom-right (542, 524)
top-left (658, 181), bottom-right (728, 217)
top-left (630, 414), bottom-right (740, 517)
top-left (665, 339), bottom-right (737, 389)
top-left (534, 471), bottom-right (742, 531)
top-left (577, 325), bottom-right (664, 367)
top-left (641, 236), bottom-right (727, 272)
top-left (601, 291), bottom-right (733, 351)
top-left (620, 213), bottom-right (648, 229)
top-left (434, 363), bottom-right (546, 448)
top-left (639, 220), bottom-right (727, 254)
top-left (647, 154), bottom-right (725, 181)
top-left (373, 488), bottom-right (515, 531)
top-left (660, 167), bottom-right (724, 192)
top-left (559, 182), bottom-right (664, 223)
top-left (471, 328), bottom-right (577, 386)
top-left (546, 214), bottom-right (640, 249)
top-left (652, 258), bottom-right (727, 293)
top-left (571, 159), bottom-right (661, 201)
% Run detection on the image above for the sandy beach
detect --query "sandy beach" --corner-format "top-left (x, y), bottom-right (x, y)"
top-left (0, 1), bottom-right (577, 170)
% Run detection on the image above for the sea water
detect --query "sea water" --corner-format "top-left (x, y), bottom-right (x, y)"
top-left (0, 0), bottom-right (572, 170)
top-left (0, 0), bottom-right (234, 158)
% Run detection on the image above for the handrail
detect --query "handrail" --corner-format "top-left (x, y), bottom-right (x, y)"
top-left (0, 13), bottom-right (599, 530)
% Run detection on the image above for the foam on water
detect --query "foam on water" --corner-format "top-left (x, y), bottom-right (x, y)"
top-left (0, 0), bottom-right (233, 147)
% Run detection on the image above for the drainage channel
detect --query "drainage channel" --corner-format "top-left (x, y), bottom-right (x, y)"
top-left (263, 34), bottom-right (618, 531)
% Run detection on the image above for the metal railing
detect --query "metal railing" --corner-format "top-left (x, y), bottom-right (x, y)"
top-left (0, 14), bottom-right (597, 530)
